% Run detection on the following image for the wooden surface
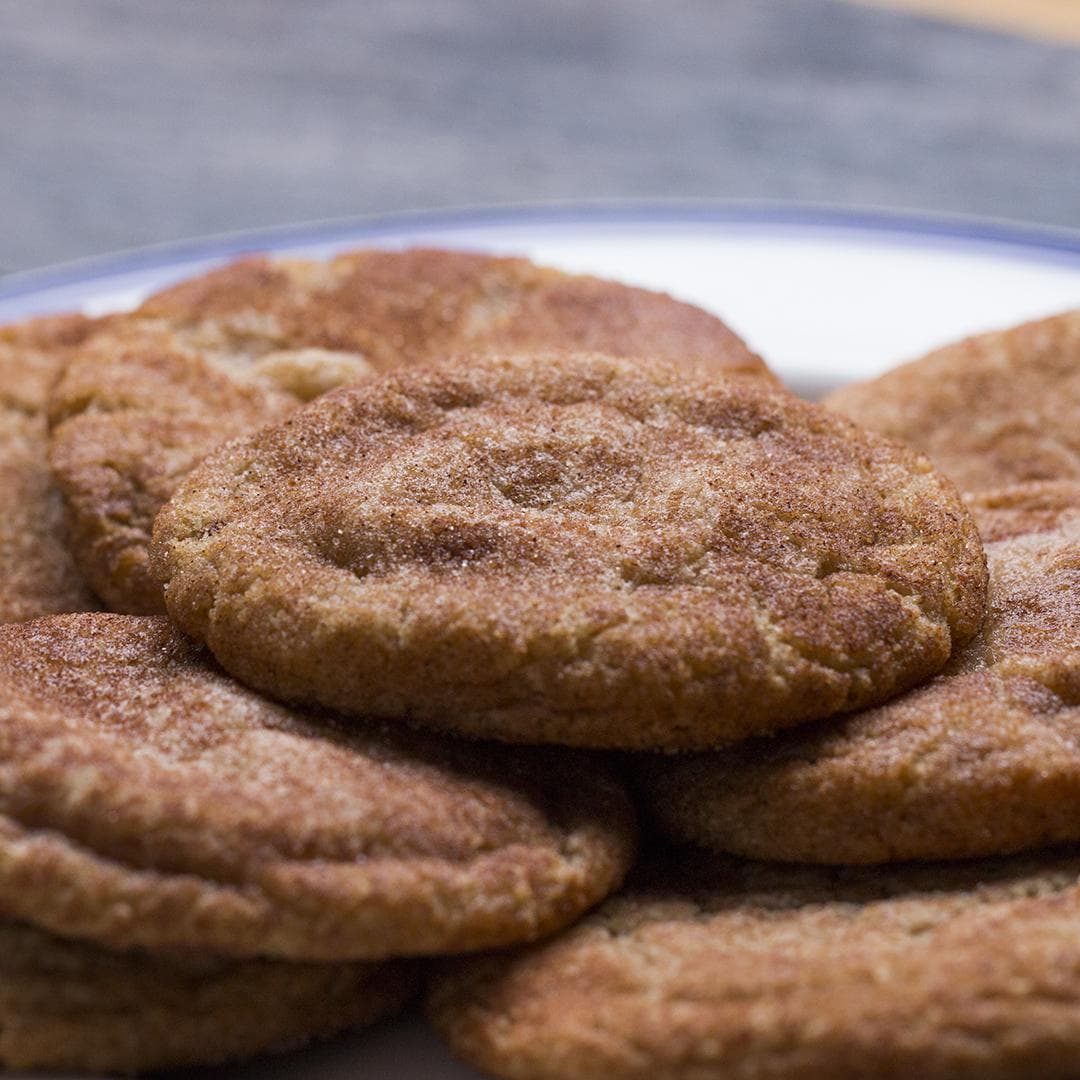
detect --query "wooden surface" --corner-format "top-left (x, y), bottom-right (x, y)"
top-left (858, 0), bottom-right (1080, 41)
top-left (2, 0), bottom-right (1079, 274)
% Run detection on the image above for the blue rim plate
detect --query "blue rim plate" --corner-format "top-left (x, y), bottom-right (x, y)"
top-left (4, 200), bottom-right (1080, 393)
top-left (5, 204), bottom-right (1080, 1079)
top-left (4, 201), bottom-right (1080, 298)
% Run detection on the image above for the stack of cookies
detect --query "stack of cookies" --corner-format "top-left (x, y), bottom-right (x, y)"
top-left (1, 248), bottom-right (1078, 1077)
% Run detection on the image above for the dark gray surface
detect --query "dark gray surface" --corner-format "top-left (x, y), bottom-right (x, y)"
top-left (2, 0), bottom-right (1079, 273)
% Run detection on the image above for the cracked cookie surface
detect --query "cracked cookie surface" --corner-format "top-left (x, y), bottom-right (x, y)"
top-left (825, 310), bottom-right (1080, 492)
top-left (640, 483), bottom-right (1080, 862)
top-left (0, 917), bottom-right (414, 1074)
top-left (0, 314), bottom-right (100, 623)
top-left (429, 846), bottom-right (1080, 1080)
top-left (153, 350), bottom-right (986, 749)
top-left (47, 247), bottom-right (768, 614)
top-left (965, 480), bottom-right (1080, 542)
top-left (0, 613), bottom-right (634, 959)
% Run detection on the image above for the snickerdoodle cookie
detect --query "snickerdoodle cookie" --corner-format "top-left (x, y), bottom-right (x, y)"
top-left (48, 248), bottom-right (768, 613)
top-left (0, 918), bottom-right (414, 1074)
top-left (640, 484), bottom-right (1080, 863)
top-left (0, 314), bottom-right (100, 623)
top-left (429, 847), bottom-right (1080, 1080)
top-left (825, 310), bottom-right (1080, 492)
top-left (0, 613), bottom-right (634, 959)
top-left (153, 351), bottom-right (987, 750)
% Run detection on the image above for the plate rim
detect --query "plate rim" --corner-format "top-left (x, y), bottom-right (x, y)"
top-left (4, 198), bottom-right (1080, 304)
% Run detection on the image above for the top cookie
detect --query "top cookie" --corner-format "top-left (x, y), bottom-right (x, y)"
top-left (153, 350), bottom-right (987, 750)
top-left (825, 310), bottom-right (1080, 492)
top-left (0, 315), bottom-right (100, 623)
top-left (0, 612), bottom-right (634, 960)
top-left (429, 846), bottom-right (1080, 1080)
top-left (639, 482), bottom-right (1080, 862)
top-left (48, 248), bottom-right (768, 613)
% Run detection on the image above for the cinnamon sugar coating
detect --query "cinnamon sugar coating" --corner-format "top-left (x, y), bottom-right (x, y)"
top-left (966, 480), bottom-right (1080, 542)
top-left (153, 351), bottom-right (986, 749)
top-left (429, 848), bottom-right (1080, 1080)
top-left (825, 310), bottom-right (1080, 492)
top-left (48, 248), bottom-right (767, 613)
top-left (0, 613), bottom-right (634, 959)
top-left (0, 918), bottom-right (414, 1074)
top-left (0, 314), bottom-right (100, 623)
top-left (640, 484), bottom-right (1080, 863)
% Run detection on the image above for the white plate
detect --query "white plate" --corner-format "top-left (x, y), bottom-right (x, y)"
top-left (4, 203), bottom-right (1080, 1080)
top-left (4, 202), bottom-right (1080, 397)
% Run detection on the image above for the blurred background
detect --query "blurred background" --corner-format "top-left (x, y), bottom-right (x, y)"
top-left (3, 0), bottom-right (1079, 274)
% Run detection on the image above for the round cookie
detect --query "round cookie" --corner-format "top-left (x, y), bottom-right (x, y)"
top-left (48, 247), bottom-right (768, 614)
top-left (639, 484), bottom-right (1080, 863)
top-left (0, 314), bottom-right (100, 623)
top-left (825, 309), bottom-right (1080, 492)
top-left (429, 847), bottom-right (1080, 1080)
top-left (0, 613), bottom-right (635, 959)
top-left (153, 350), bottom-right (987, 750)
top-left (0, 918), bottom-right (413, 1074)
